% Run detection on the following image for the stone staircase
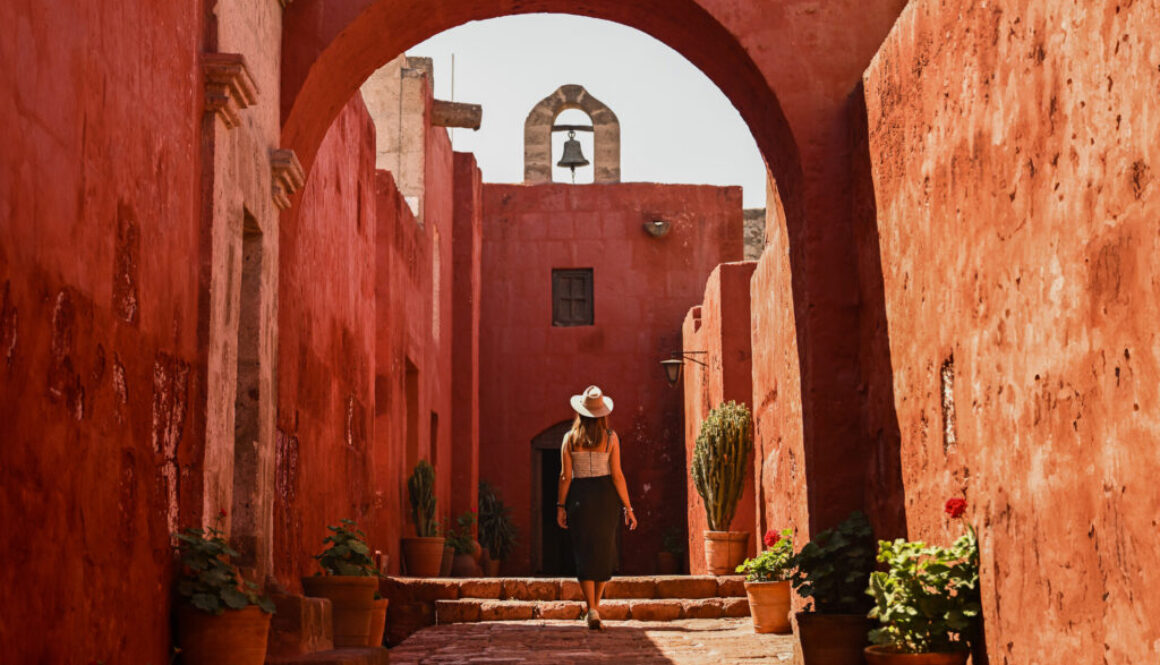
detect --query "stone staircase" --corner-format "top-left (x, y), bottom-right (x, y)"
top-left (382, 576), bottom-right (750, 645)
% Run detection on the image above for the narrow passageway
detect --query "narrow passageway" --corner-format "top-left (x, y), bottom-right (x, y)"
top-left (390, 618), bottom-right (793, 664)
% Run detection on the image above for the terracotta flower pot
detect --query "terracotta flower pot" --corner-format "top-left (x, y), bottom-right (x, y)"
top-left (174, 604), bottom-right (271, 665)
top-left (864, 645), bottom-right (969, 665)
top-left (743, 580), bottom-right (791, 634)
top-left (704, 530), bottom-right (749, 575)
top-left (301, 575), bottom-right (378, 647)
top-left (451, 552), bottom-right (476, 577)
top-left (656, 551), bottom-right (680, 574)
top-left (483, 557), bottom-right (501, 577)
top-left (365, 597), bottom-right (389, 647)
top-left (401, 536), bottom-right (446, 577)
top-left (470, 539), bottom-right (483, 561)
top-left (439, 544), bottom-right (453, 576)
top-left (796, 612), bottom-right (872, 665)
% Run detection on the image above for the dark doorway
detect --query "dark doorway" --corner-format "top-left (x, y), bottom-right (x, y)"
top-left (539, 447), bottom-right (575, 576)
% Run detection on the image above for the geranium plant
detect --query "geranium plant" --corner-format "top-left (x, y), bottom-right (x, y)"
top-left (315, 519), bottom-right (379, 577)
top-left (174, 515), bottom-right (276, 615)
top-left (789, 510), bottom-right (875, 614)
top-left (866, 498), bottom-right (981, 653)
top-left (736, 528), bottom-right (794, 581)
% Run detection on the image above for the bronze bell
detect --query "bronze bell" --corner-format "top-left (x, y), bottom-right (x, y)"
top-left (557, 130), bottom-right (589, 181)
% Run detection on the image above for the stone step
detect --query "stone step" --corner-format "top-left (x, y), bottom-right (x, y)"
top-left (385, 575), bottom-right (746, 602)
top-left (266, 647), bottom-right (389, 665)
top-left (435, 597), bottom-right (750, 624)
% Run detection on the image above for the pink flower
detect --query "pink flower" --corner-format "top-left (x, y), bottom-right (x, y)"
top-left (945, 498), bottom-right (967, 519)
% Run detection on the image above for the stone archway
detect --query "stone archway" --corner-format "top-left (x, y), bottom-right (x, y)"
top-left (524, 84), bottom-right (619, 184)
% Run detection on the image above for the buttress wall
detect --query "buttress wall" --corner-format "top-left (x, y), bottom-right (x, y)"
top-left (860, 1), bottom-right (1160, 662)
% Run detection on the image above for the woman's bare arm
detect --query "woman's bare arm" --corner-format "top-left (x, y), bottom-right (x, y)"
top-left (557, 435), bottom-right (573, 528)
top-left (608, 432), bottom-right (638, 530)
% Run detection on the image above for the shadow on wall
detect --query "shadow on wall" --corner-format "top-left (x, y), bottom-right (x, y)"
top-left (848, 84), bottom-right (908, 542)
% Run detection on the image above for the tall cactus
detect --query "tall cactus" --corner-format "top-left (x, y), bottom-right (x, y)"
top-left (691, 401), bottom-right (753, 531)
top-left (407, 459), bottom-right (437, 537)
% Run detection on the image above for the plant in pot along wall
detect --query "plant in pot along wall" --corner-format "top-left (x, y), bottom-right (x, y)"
top-left (657, 526), bottom-right (686, 575)
top-left (789, 510), bottom-right (877, 665)
top-left (402, 459), bottom-right (445, 577)
top-left (445, 510), bottom-right (481, 577)
top-left (172, 516), bottom-right (276, 665)
top-left (477, 480), bottom-right (517, 577)
top-left (691, 400), bottom-right (754, 574)
top-left (864, 498), bottom-right (981, 665)
top-left (302, 519), bottom-right (385, 648)
top-left (736, 528), bottom-right (795, 634)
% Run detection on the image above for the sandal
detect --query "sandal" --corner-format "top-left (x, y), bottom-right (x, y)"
top-left (586, 608), bottom-right (603, 630)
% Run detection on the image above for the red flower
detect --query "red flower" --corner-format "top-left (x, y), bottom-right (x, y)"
top-left (945, 498), bottom-right (967, 519)
top-left (763, 529), bottom-right (778, 548)
top-left (219, 508), bottom-right (228, 518)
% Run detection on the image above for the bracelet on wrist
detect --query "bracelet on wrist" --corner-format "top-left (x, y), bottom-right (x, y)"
top-left (556, 503), bottom-right (565, 508)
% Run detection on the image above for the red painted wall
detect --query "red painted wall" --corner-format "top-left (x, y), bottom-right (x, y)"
top-left (479, 183), bottom-right (743, 574)
top-left (859, 1), bottom-right (1160, 662)
top-left (681, 261), bottom-right (758, 574)
top-left (451, 152), bottom-right (483, 518)
top-left (0, 0), bottom-right (204, 662)
top-left (275, 94), bottom-right (381, 584)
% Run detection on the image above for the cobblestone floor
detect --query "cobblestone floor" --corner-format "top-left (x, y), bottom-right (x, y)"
top-left (389, 618), bottom-right (794, 664)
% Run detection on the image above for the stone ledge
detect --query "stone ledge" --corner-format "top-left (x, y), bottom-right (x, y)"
top-left (270, 149), bottom-right (305, 210)
top-left (203, 53), bottom-right (257, 129)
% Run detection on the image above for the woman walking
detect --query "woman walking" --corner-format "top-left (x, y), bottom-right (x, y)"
top-left (556, 385), bottom-right (638, 630)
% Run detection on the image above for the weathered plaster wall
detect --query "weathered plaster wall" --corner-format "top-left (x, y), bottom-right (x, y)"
top-left (479, 183), bottom-right (744, 574)
top-left (0, 0), bottom-right (203, 662)
top-left (451, 152), bottom-right (484, 518)
top-left (681, 261), bottom-right (758, 574)
top-left (862, 0), bottom-right (1160, 662)
top-left (274, 94), bottom-right (380, 584)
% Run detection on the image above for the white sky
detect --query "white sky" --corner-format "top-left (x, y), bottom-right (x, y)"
top-left (410, 14), bottom-right (767, 209)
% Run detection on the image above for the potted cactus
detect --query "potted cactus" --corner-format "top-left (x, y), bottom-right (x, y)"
top-left (402, 459), bottom-right (445, 577)
top-left (691, 400), bottom-right (754, 574)
top-left (302, 519), bottom-right (382, 648)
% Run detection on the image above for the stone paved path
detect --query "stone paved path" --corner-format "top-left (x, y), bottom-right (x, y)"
top-left (389, 618), bottom-right (794, 664)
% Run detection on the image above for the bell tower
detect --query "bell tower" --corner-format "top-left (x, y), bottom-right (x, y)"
top-left (523, 84), bottom-right (620, 184)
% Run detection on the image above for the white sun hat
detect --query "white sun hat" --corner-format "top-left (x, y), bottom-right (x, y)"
top-left (570, 385), bottom-right (614, 418)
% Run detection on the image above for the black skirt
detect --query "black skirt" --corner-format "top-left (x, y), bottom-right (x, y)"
top-left (566, 475), bottom-right (621, 582)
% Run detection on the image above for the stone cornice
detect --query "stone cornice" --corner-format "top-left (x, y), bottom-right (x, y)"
top-left (204, 53), bottom-right (258, 129)
top-left (270, 149), bottom-right (305, 210)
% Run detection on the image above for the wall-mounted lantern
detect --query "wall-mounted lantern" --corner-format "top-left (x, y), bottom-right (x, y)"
top-left (643, 219), bottom-right (671, 238)
top-left (660, 351), bottom-right (707, 386)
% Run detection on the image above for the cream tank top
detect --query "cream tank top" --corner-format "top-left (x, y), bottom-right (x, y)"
top-left (568, 432), bottom-right (614, 478)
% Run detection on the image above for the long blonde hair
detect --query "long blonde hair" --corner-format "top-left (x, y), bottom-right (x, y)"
top-left (569, 414), bottom-right (609, 450)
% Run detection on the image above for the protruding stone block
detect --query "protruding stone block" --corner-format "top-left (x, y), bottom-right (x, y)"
top-left (558, 580), bottom-right (584, 601)
top-left (431, 100), bottom-right (482, 130)
top-left (203, 53), bottom-right (257, 129)
top-left (266, 592), bottom-right (334, 657)
top-left (681, 598), bottom-right (725, 619)
top-left (716, 576), bottom-right (747, 598)
top-left (479, 601), bottom-right (535, 621)
top-left (435, 599), bottom-right (481, 624)
top-left (629, 600), bottom-right (682, 621)
top-left (596, 600), bottom-right (630, 620)
top-left (501, 578), bottom-right (557, 601)
top-left (535, 601), bottom-right (585, 620)
top-left (459, 579), bottom-right (503, 599)
top-left (270, 149), bottom-right (306, 210)
top-left (722, 596), bottom-right (752, 617)
top-left (605, 577), bottom-right (656, 599)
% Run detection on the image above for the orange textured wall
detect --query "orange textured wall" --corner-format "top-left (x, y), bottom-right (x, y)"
top-left (862, 0), bottom-right (1160, 661)
top-left (681, 261), bottom-right (758, 574)
top-left (479, 183), bottom-right (743, 575)
top-left (0, 0), bottom-right (204, 662)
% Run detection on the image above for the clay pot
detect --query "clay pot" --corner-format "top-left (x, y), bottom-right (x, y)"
top-left (744, 580), bottom-right (792, 634)
top-left (365, 597), bottom-right (389, 647)
top-left (704, 530), bottom-right (749, 575)
top-left (483, 557), bottom-right (501, 577)
top-left (864, 646), bottom-right (969, 665)
top-left (470, 539), bottom-right (483, 561)
top-left (174, 604), bottom-right (271, 665)
top-left (656, 551), bottom-right (680, 575)
top-left (451, 552), bottom-right (476, 577)
top-left (796, 612), bottom-right (873, 665)
top-left (439, 545), bottom-right (454, 576)
top-left (301, 575), bottom-right (378, 647)
top-left (401, 536), bottom-right (446, 577)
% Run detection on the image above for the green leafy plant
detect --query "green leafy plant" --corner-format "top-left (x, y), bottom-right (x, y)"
top-left (736, 528), bottom-right (794, 581)
top-left (662, 526), bottom-right (686, 556)
top-left (174, 519), bottom-right (275, 615)
top-left (314, 519), bottom-right (379, 577)
top-left (444, 510), bottom-right (477, 555)
top-left (407, 459), bottom-right (438, 537)
top-left (477, 481), bottom-right (518, 560)
top-left (691, 401), bottom-right (753, 531)
top-left (867, 499), bottom-right (981, 653)
top-left (790, 510), bottom-right (876, 614)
